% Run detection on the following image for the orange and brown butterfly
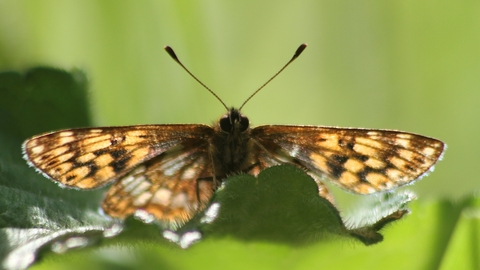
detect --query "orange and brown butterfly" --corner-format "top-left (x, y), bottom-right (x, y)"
top-left (22, 44), bottom-right (445, 226)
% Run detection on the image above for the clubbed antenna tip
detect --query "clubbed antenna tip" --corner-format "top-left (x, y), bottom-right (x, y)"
top-left (239, 44), bottom-right (307, 110)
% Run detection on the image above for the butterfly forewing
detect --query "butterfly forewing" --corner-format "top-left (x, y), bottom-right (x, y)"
top-left (251, 125), bottom-right (445, 194)
top-left (23, 125), bottom-right (214, 189)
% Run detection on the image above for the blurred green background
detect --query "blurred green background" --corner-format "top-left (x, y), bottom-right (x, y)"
top-left (0, 1), bottom-right (479, 269)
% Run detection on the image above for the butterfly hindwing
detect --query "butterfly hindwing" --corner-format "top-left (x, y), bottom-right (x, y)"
top-left (102, 139), bottom-right (214, 223)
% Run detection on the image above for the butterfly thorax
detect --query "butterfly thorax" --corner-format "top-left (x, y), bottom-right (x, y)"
top-left (210, 108), bottom-right (254, 178)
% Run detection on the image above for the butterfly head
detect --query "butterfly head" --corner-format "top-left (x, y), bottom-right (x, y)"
top-left (219, 108), bottom-right (249, 133)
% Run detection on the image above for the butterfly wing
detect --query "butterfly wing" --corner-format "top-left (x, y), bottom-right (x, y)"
top-left (251, 125), bottom-right (445, 194)
top-left (23, 125), bottom-right (214, 189)
top-left (102, 136), bottom-right (214, 223)
top-left (23, 124), bottom-right (216, 223)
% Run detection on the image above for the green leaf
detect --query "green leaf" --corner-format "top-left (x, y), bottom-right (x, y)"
top-left (170, 165), bottom-right (415, 248)
top-left (0, 68), bottom-right (111, 269)
top-left (439, 199), bottom-right (480, 269)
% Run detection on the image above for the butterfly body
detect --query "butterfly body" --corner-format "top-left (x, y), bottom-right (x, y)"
top-left (209, 108), bottom-right (254, 182)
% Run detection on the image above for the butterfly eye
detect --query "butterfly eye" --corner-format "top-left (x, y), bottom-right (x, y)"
top-left (239, 116), bottom-right (249, 132)
top-left (219, 116), bottom-right (233, 132)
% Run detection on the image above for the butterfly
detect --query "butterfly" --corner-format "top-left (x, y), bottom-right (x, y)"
top-left (22, 44), bottom-right (445, 226)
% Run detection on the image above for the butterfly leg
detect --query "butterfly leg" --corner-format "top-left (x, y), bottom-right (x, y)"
top-left (195, 177), bottom-right (214, 207)
top-left (307, 172), bottom-right (336, 205)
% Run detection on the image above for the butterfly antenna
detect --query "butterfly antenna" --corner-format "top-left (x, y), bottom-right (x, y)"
top-left (164, 46), bottom-right (229, 110)
top-left (239, 43), bottom-right (307, 110)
